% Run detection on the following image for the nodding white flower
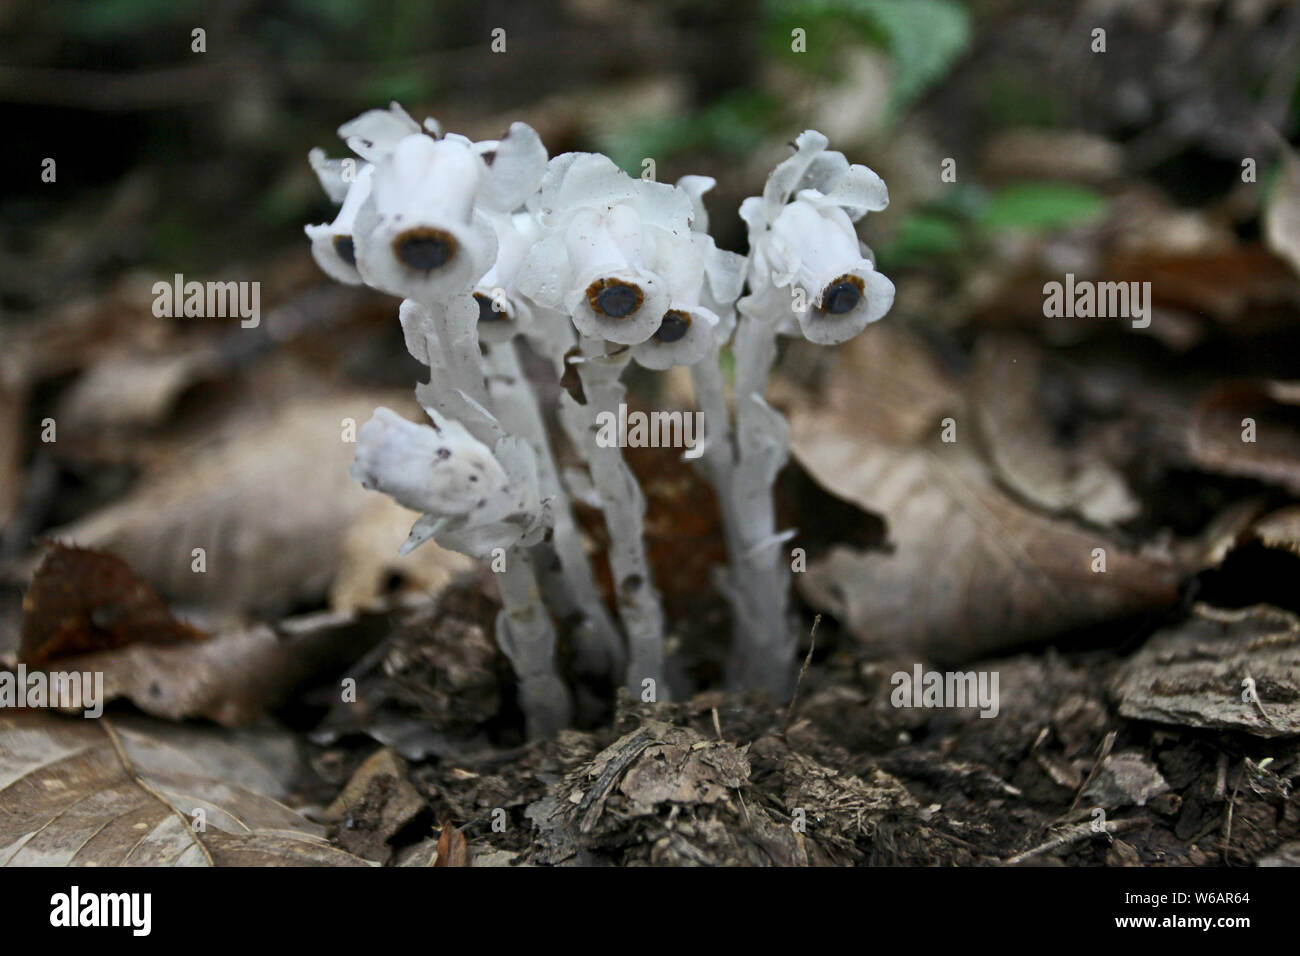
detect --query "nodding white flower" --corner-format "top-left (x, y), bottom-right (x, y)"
top-left (631, 231), bottom-right (731, 370)
top-left (351, 407), bottom-right (546, 558)
top-left (353, 132), bottom-right (498, 302)
top-left (351, 406), bottom-right (509, 518)
top-left (518, 153), bottom-right (694, 345)
top-left (740, 129), bottom-right (894, 345)
top-left (304, 164), bottom-right (372, 285)
top-left (473, 211), bottom-right (541, 344)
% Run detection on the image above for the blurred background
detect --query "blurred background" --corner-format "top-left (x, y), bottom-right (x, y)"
top-left (3, 0), bottom-right (1300, 680)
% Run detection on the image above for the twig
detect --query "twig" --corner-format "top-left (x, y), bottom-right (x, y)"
top-left (783, 614), bottom-right (821, 731)
top-left (1003, 817), bottom-right (1147, 866)
top-left (1068, 729), bottom-right (1117, 815)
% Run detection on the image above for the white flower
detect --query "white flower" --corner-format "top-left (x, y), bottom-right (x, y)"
top-left (304, 164), bottom-right (372, 286)
top-left (518, 153), bottom-right (695, 345)
top-left (351, 407), bottom-right (547, 559)
top-left (351, 406), bottom-right (509, 517)
top-left (473, 211), bottom-right (541, 344)
top-left (739, 130), bottom-right (894, 345)
top-left (353, 132), bottom-right (498, 302)
top-left (631, 231), bottom-right (725, 370)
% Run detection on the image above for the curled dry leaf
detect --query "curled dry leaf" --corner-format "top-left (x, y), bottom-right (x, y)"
top-left (788, 326), bottom-right (1179, 661)
top-left (971, 333), bottom-right (1140, 526)
top-left (1265, 136), bottom-right (1300, 278)
top-left (1111, 603), bottom-right (1300, 738)
top-left (323, 747), bottom-right (426, 863)
top-left (40, 606), bottom-right (389, 726)
top-left (1188, 381), bottom-right (1300, 495)
top-left (0, 710), bottom-right (371, 866)
top-left (54, 348), bottom-right (219, 432)
top-left (47, 393), bottom-right (419, 620)
top-left (19, 543), bottom-right (206, 667)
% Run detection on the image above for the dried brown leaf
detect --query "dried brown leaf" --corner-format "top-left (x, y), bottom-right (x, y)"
top-left (19, 544), bottom-right (207, 667)
top-left (0, 710), bottom-right (372, 866)
top-left (789, 331), bottom-right (1179, 661)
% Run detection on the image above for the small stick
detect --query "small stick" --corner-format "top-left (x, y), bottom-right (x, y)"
top-left (1003, 817), bottom-right (1147, 866)
top-left (784, 614), bottom-right (821, 731)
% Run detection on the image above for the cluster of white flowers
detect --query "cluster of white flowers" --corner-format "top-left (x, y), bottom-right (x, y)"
top-left (307, 103), bottom-right (894, 733)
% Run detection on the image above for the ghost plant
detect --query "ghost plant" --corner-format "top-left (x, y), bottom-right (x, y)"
top-left (307, 104), bottom-right (892, 735)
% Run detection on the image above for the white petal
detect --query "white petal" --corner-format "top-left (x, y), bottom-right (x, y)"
top-left (304, 165), bottom-right (373, 285)
top-left (305, 222), bottom-right (363, 285)
top-left (798, 162), bottom-right (889, 219)
top-left (675, 174), bottom-right (716, 233)
top-left (338, 102), bottom-right (421, 163)
top-left (475, 122), bottom-right (549, 213)
top-left (350, 407), bottom-right (509, 516)
top-left (536, 152), bottom-right (635, 225)
top-left (629, 178), bottom-right (694, 234)
top-left (631, 304), bottom-right (719, 369)
top-left (376, 134), bottom-right (481, 223)
top-left (795, 266), bottom-right (895, 345)
top-left (515, 233), bottom-right (572, 308)
top-left (308, 148), bottom-right (354, 203)
top-left (702, 242), bottom-right (747, 306)
top-left (759, 129), bottom-right (829, 222)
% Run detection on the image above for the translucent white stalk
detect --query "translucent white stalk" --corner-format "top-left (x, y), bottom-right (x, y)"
top-left (722, 316), bottom-right (797, 698)
top-left (483, 340), bottom-right (626, 679)
top-left (410, 295), bottom-right (571, 736)
top-left (564, 339), bottom-right (667, 696)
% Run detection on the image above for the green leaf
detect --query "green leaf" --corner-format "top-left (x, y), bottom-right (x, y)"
top-left (875, 212), bottom-right (966, 270)
top-left (978, 183), bottom-right (1108, 232)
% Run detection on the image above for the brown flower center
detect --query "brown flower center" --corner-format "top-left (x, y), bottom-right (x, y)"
top-left (586, 278), bottom-right (643, 318)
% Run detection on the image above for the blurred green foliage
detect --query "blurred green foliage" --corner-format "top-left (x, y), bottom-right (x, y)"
top-left (597, 93), bottom-right (779, 176)
top-left (763, 0), bottom-right (971, 117)
top-left (877, 182), bottom-right (1109, 271)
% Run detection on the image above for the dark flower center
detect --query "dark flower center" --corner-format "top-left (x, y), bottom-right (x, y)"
top-left (654, 310), bottom-right (691, 342)
top-left (474, 292), bottom-right (507, 322)
top-left (586, 278), bottom-right (643, 318)
top-left (394, 228), bottom-right (456, 271)
top-left (819, 274), bottom-right (865, 315)
top-left (333, 235), bottom-right (356, 267)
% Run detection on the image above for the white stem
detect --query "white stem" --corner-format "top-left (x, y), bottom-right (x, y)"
top-left (690, 347), bottom-right (741, 558)
top-left (494, 546), bottom-right (571, 738)
top-left (484, 340), bottom-right (626, 678)
top-left (567, 338), bottom-right (667, 697)
top-left (416, 295), bottom-right (571, 736)
top-left (722, 317), bottom-right (796, 698)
